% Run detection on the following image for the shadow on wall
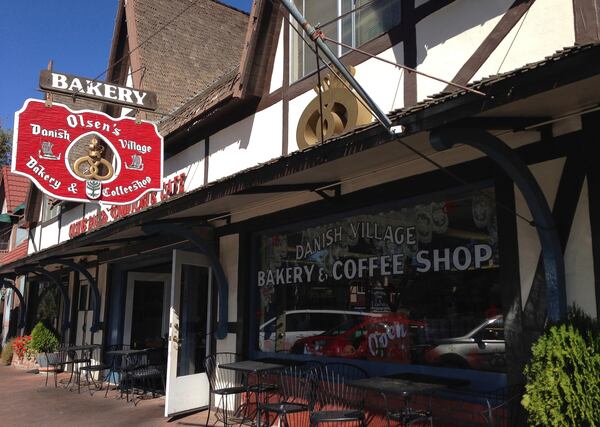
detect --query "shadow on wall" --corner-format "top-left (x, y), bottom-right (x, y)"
top-left (388, 0), bottom-right (513, 69)
top-left (207, 112), bottom-right (256, 181)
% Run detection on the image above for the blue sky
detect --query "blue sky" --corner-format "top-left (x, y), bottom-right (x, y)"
top-left (0, 0), bottom-right (253, 130)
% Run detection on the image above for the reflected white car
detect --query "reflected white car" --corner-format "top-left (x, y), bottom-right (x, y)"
top-left (423, 316), bottom-right (505, 371)
top-left (258, 310), bottom-right (380, 352)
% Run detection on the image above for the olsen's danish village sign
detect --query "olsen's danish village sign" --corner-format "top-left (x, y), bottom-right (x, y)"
top-left (12, 98), bottom-right (164, 205)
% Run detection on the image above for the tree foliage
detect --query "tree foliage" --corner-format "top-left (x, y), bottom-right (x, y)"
top-left (0, 126), bottom-right (12, 167)
top-left (522, 308), bottom-right (600, 426)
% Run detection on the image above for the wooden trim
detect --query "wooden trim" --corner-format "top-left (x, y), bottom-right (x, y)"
top-left (236, 233), bottom-right (251, 357)
top-left (402, 0), bottom-right (417, 106)
top-left (124, 0), bottom-right (146, 120)
top-left (261, 8), bottom-right (284, 97)
top-left (582, 112), bottom-right (600, 316)
top-left (204, 137), bottom-right (210, 186)
top-left (573, 0), bottom-right (600, 43)
top-left (445, 0), bottom-right (536, 91)
top-left (282, 18), bottom-right (290, 156)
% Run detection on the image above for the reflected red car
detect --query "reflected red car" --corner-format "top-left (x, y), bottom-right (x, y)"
top-left (290, 313), bottom-right (425, 364)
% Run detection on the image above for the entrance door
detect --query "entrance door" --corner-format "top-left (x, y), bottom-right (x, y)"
top-left (123, 273), bottom-right (171, 348)
top-left (165, 250), bottom-right (213, 417)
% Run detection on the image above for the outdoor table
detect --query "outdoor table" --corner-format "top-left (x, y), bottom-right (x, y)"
top-left (220, 360), bottom-right (285, 426)
top-left (350, 376), bottom-right (447, 425)
top-left (63, 344), bottom-right (101, 390)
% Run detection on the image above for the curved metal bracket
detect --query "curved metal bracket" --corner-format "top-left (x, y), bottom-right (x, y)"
top-left (31, 267), bottom-right (71, 332)
top-left (430, 127), bottom-right (566, 322)
top-left (1, 278), bottom-right (27, 328)
top-left (46, 259), bottom-right (102, 332)
top-left (141, 223), bottom-right (229, 339)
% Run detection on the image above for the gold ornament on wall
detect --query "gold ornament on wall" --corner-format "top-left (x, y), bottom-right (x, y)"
top-left (296, 66), bottom-right (373, 150)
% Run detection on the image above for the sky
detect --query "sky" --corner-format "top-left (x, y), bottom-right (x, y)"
top-left (0, 0), bottom-right (253, 130)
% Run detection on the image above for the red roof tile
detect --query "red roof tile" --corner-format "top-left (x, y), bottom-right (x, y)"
top-left (0, 240), bottom-right (29, 266)
top-left (1, 168), bottom-right (30, 213)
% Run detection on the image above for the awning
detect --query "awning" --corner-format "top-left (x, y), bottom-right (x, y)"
top-left (0, 213), bottom-right (13, 223)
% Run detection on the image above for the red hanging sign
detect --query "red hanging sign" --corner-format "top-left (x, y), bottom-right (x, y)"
top-left (12, 99), bottom-right (163, 205)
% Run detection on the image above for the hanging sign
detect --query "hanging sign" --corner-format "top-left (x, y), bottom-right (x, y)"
top-left (12, 99), bottom-right (163, 205)
top-left (39, 70), bottom-right (158, 111)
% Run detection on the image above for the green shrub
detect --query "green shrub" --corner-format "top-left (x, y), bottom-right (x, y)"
top-left (522, 324), bottom-right (600, 426)
top-left (1, 339), bottom-right (14, 365)
top-left (29, 322), bottom-right (59, 354)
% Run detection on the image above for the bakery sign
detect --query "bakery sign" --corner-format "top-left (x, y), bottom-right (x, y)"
top-left (12, 99), bottom-right (163, 205)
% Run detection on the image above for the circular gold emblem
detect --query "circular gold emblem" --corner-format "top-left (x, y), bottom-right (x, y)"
top-left (73, 136), bottom-right (114, 181)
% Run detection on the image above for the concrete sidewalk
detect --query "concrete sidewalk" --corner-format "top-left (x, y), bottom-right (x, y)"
top-left (0, 366), bottom-right (219, 426)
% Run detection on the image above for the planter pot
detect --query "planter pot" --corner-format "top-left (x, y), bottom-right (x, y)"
top-left (36, 353), bottom-right (50, 368)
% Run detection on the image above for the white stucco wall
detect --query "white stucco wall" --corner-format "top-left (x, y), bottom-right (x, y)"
top-left (164, 140), bottom-right (206, 192)
top-left (564, 178), bottom-right (597, 317)
top-left (208, 101), bottom-right (283, 182)
top-left (416, 0), bottom-right (513, 100)
top-left (473, 0), bottom-right (575, 82)
top-left (269, 22), bottom-right (285, 94)
top-left (514, 157), bottom-right (565, 304)
top-left (217, 234), bottom-right (239, 353)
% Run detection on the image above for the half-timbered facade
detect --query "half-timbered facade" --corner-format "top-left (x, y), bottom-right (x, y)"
top-left (2, 0), bottom-right (599, 418)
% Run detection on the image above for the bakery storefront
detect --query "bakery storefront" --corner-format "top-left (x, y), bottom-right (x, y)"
top-left (250, 184), bottom-right (506, 379)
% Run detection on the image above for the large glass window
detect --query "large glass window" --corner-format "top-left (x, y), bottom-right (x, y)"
top-left (255, 188), bottom-right (506, 372)
top-left (291, 0), bottom-right (402, 82)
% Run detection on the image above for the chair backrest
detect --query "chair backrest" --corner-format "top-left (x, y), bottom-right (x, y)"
top-left (277, 364), bottom-right (319, 404)
top-left (204, 352), bottom-right (244, 391)
top-left (124, 350), bottom-right (148, 372)
top-left (322, 362), bottom-right (368, 381)
top-left (46, 348), bottom-right (69, 365)
top-left (313, 363), bottom-right (368, 410)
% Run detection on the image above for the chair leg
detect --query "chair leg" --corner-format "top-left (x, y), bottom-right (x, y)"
top-left (205, 397), bottom-right (212, 427)
top-left (54, 369), bottom-right (58, 388)
top-left (45, 368), bottom-right (49, 387)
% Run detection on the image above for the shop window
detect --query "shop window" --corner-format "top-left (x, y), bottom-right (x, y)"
top-left (78, 281), bottom-right (89, 311)
top-left (41, 194), bottom-right (61, 222)
top-left (255, 188), bottom-right (506, 372)
top-left (290, 0), bottom-right (402, 82)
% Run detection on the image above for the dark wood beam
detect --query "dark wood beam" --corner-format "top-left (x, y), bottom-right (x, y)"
top-left (445, 0), bottom-right (536, 91)
top-left (415, 0), bottom-right (456, 22)
top-left (573, 0), bottom-right (600, 43)
top-left (446, 116), bottom-right (550, 130)
top-left (236, 183), bottom-right (337, 194)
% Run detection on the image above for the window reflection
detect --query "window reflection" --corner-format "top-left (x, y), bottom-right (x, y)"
top-left (255, 188), bottom-right (505, 372)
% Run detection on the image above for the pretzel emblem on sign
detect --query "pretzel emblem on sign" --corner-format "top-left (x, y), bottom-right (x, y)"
top-left (73, 136), bottom-right (114, 181)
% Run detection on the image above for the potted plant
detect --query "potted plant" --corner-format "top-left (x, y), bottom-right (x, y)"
top-left (29, 322), bottom-right (59, 369)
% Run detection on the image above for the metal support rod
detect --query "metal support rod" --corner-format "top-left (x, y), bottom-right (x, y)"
top-left (279, 0), bottom-right (393, 130)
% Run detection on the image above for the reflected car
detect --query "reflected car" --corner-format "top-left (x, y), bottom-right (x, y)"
top-left (289, 313), bottom-right (425, 364)
top-left (258, 310), bottom-right (380, 352)
top-left (422, 315), bottom-right (505, 371)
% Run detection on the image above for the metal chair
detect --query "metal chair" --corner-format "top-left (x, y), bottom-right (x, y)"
top-left (204, 352), bottom-right (249, 426)
top-left (309, 363), bottom-right (368, 426)
top-left (258, 364), bottom-right (318, 426)
top-left (120, 350), bottom-right (149, 402)
top-left (44, 348), bottom-right (70, 387)
top-left (128, 348), bottom-right (166, 406)
top-left (480, 384), bottom-right (525, 427)
top-left (102, 344), bottom-right (131, 398)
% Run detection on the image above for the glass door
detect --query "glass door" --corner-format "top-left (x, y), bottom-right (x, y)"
top-left (165, 250), bottom-right (213, 417)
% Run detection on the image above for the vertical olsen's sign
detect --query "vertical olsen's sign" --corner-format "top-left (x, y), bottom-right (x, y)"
top-left (12, 99), bottom-right (164, 205)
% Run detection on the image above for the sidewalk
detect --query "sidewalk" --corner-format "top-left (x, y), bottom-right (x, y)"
top-left (0, 366), bottom-right (219, 426)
